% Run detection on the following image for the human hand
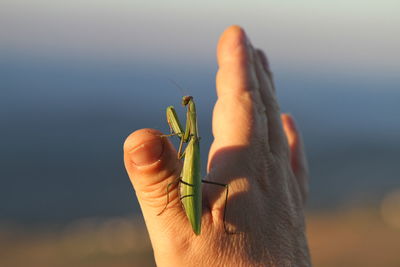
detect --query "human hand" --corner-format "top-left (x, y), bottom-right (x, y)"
top-left (124, 25), bottom-right (310, 266)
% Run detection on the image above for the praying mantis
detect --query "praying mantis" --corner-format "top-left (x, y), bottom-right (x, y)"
top-left (158, 96), bottom-right (230, 235)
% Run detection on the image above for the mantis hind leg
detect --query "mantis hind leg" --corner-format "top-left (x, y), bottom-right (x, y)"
top-left (180, 194), bottom-right (195, 200)
top-left (157, 179), bottom-right (180, 216)
top-left (202, 180), bottom-right (236, 235)
top-left (157, 179), bottom-right (194, 216)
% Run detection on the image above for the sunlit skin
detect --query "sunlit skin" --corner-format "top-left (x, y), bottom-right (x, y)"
top-left (124, 25), bottom-right (310, 266)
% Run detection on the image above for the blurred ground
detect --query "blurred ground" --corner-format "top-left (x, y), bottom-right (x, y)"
top-left (1, 206), bottom-right (399, 267)
top-left (308, 207), bottom-right (400, 267)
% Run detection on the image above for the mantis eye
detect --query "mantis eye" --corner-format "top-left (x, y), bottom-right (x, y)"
top-left (182, 96), bottom-right (193, 106)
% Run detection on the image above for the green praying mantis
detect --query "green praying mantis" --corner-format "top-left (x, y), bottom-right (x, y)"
top-left (157, 95), bottom-right (230, 235)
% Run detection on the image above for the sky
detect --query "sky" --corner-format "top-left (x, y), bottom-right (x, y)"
top-left (1, 0), bottom-right (400, 222)
top-left (1, 0), bottom-right (399, 76)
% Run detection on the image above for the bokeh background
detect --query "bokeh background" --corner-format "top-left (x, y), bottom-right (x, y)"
top-left (1, 0), bottom-right (400, 266)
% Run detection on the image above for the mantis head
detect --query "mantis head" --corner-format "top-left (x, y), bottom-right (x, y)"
top-left (182, 96), bottom-right (193, 106)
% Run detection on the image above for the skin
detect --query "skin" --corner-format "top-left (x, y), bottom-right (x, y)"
top-left (124, 25), bottom-right (310, 266)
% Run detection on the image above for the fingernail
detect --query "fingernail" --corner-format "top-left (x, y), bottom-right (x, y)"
top-left (129, 138), bottom-right (163, 166)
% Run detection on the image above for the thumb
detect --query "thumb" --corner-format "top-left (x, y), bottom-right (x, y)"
top-left (123, 128), bottom-right (187, 237)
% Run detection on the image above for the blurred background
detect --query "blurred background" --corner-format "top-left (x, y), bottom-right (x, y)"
top-left (1, 0), bottom-right (399, 266)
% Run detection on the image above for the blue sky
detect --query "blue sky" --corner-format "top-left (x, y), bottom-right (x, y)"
top-left (1, 0), bottom-right (399, 76)
top-left (1, 0), bottom-right (400, 220)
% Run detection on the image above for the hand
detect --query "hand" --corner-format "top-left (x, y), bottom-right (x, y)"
top-left (124, 25), bottom-right (310, 266)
